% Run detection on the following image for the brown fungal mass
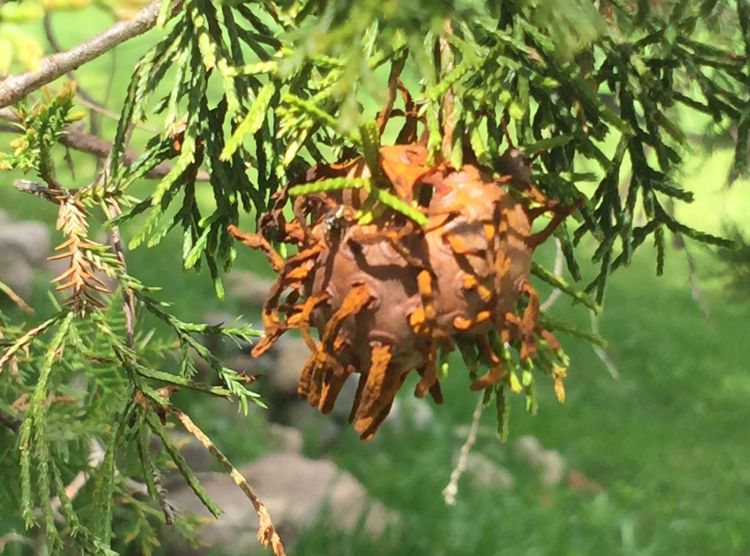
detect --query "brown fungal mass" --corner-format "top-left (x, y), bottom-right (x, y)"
top-left (230, 143), bottom-right (571, 441)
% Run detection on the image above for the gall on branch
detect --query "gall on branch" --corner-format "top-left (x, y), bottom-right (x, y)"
top-left (230, 141), bottom-right (576, 441)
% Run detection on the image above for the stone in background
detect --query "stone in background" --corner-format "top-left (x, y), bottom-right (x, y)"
top-left (163, 445), bottom-right (395, 555)
top-left (0, 209), bottom-right (50, 298)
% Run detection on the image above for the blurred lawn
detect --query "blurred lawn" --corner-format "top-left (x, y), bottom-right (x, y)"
top-left (1, 7), bottom-right (749, 555)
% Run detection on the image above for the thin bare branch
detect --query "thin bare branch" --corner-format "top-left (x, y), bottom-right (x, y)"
top-left (0, 533), bottom-right (34, 551)
top-left (14, 180), bottom-right (72, 204)
top-left (0, 1), bottom-right (162, 108)
top-left (45, 10), bottom-right (101, 177)
top-left (668, 200), bottom-right (711, 320)
top-left (62, 123), bottom-right (202, 180)
top-left (0, 108), bottom-right (18, 122)
top-left (683, 242), bottom-right (711, 320)
top-left (442, 394), bottom-right (485, 506)
top-left (590, 311), bottom-right (620, 380)
top-left (105, 200), bottom-right (137, 348)
top-left (540, 239), bottom-right (564, 312)
top-left (50, 438), bottom-right (106, 513)
top-left (103, 41), bottom-right (118, 113)
top-left (75, 96), bottom-right (159, 133)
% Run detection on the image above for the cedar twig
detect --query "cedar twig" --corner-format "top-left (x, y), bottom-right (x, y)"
top-left (1, 110), bottom-right (209, 181)
top-left (535, 239), bottom-right (617, 377)
top-left (168, 406), bottom-right (286, 556)
top-left (0, 1), bottom-right (162, 108)
top-left (14, 180), bottom-right (73, 203)
top-left (439, 20), bottom-right (456, 160)
top-left (51, 198), bottom-right (111, 311)
top-left (102, 180), bottom-right (177, 523)
top-left (0, 316), bottom-right (59, 370)
top-left (0, 281), bottom-right (35, 315)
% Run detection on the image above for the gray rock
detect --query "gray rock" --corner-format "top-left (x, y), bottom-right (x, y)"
top-left (0, 218), bottom-right (51, 298)
top-left (388, 396), bottom-right (435, 433)
top-left (537, 449), bottom-right (566, 488)
top-left (0, 248), bottom-right (34, 298)
top-left (286, 400), bottom-right (343, 451)
top-left (514, 434), bottom-right (567, 488)
top-left (225, 269), bottom-right (274, 306)
top-left (164, 452), bottom-right (394, 554)
top-left (265, 423), bottom-right (304, 453)
top-left (514, 435), bottom-right (543, 463)
top-left (464, 453), bottom-right (515, 491)
top-left (269, 336), bottom-right (311, 397)
top-left (0, 220), bottom-right (50, 263)
top-left (328, 373), bottom-right (359, 422)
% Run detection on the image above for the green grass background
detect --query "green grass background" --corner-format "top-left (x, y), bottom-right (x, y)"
top-left (1, 6), bottom-right (750, 555)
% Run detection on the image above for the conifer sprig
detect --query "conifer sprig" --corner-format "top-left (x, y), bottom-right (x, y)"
top-left (1, 1), bottom-right (746, 552)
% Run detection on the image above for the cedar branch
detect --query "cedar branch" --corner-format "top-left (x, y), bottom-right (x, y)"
top-left (168, 406), bottom-right (286, 556)
top-left (0, 1), bottom-right (162, 108)
top-left (1, 110), bottom-right (209, 181)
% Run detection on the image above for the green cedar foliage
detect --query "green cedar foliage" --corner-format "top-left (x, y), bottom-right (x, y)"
top-left (0, 0), bottom-right (747, 553)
